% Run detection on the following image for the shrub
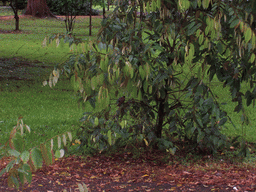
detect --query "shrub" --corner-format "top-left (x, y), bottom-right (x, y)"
top-left (47, 0), bottom-right (99, 16)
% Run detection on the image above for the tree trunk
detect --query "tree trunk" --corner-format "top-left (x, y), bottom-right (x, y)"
top-left (102, 0), bottom-right (105, 19)
top-left (9, 0), bottom-right (19, 30)
top-left (24, 0), bottom-right (55, 18)
top-left (14, 12), bottom-right (19, 30)
top-left (155, 98), bottom-right (165, 138)
top-left (89, 0), bottom-right (92, 36)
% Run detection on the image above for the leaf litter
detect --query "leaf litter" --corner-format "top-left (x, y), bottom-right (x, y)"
top-left (1, 151), bottom-right (256, 191)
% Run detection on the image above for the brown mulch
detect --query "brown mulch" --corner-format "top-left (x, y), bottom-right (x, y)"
top-left (1, 153), bottom-right (256, 192)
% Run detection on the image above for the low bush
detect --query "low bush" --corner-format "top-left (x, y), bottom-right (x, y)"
top-left (47, 0), bottom-right (99, 16)
top-left (2, 0), bottom-right (26, 9)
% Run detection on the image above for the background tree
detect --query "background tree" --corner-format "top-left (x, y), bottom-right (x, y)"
top-left (46, 0), bottom-right (99, 35)
top-left (1, 0), bottom-right (7, 6)
top-left (9, 0), bottom-right (26, 30)
top-left (24, 0), bottom-right (54, 17)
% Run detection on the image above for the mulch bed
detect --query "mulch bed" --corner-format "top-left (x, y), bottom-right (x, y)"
top-left (1, 154), bottom-right (256, 192)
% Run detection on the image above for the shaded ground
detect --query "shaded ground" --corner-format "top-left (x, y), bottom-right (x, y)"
top-left (1, 153), bottom-right (256, 192)
top-left (0, 57), bottom-right (51, 81)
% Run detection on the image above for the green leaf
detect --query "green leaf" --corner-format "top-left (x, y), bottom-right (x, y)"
top-left (143, 80), bottom-right (148, 93)
top-left (20, 151), bottom-right (30, 163)
top-left (230, 19), bottom-right (239, 28)
top-left (196, 118), bottom-right (203, 127)
top-left (100, 58), bottom-right (107, 72)
top-left (107, 130), bottom-right (112, 146)
top-left (199, 34), bottom-right (204, 45)
top-left (11, 176), bottom-right (19, 189)
top-left (245, 28), bottom-right (252, 43)
top-left (94, 117), bottom-right (99, 126)
top-left (139, 65), bottom-right (145, 80)
top-left (138, 89), bottom-right (143, 101)
top-left (0, 168), bottom-right (6, 177)
top-left (187, 23), bottom-right (202, 36)
top-left (157, 0), bottom-right (161, 8)
top-left (197, 129), bottom-right (205, 142)
top-left (217, 42), bottom-right (224, 53)
top-left (250, 53), bottom-right (255, 63)
top-left (55, 149), bottom-right (65, 158)
top-left (23, 164), bottom-right (32, 183)
top-left (149, 85), bottom-right (152, 94)
top-left (91, 76), bottom-right (98, 90)
top-left (8, 149), bottom-right (20, 158)
top-left (5, 160), bottom-right (15, 172)
top-left (31, 148), bottom-right (43, 170)
top-left (202, 0), bottom-right (209, 9)
top-left (55, 150), bottom-right (60, 158)
top-left (219, 117), bottom-right (227, 126)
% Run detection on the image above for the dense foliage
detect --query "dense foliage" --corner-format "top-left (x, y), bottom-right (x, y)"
top-left (47, 0), bottom-right (99, 16)
top-left (3, 0), bottom-right (26, 9)
top-left (48, 0), bottom-right (256, 155)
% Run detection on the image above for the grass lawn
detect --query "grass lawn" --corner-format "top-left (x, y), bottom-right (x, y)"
top-left (0, 9), bottom-right (102, 149)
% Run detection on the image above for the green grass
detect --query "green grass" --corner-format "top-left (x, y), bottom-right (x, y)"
top-left (0, 80), bottom-right (86, 149)
top-left (0, 16), bottom-right (102, 64)
top-left (211, 81), bottom-right (256, 143)
top-left (0, 58), bottom-right (94, 150)
top-left (0, 9), bottom-right (100, 150)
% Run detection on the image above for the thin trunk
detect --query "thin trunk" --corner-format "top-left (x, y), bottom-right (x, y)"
top-left (133, 1), bottom-right (136, 29)
top-left (155, 99), bottom-right (165, 138)
top-left (9, 0), bottom-right (19, 31)
top-left (155, 79), bottom-right (169, 140)
top-left (14, 13), bottom-right (19, 30)
top-left (89, 0), bottom-right (92, 36)
top-left (103, 0), bottom-right (106, 19)
top-left (139, 0), bottom-right (143, 22)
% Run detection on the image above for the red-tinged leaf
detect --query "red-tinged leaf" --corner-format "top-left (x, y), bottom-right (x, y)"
top-left (40, 144), bottom-right (52, 166)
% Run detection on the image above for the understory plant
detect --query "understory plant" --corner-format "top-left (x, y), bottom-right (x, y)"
top-left (0, 118), bottom-right (72, 189)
